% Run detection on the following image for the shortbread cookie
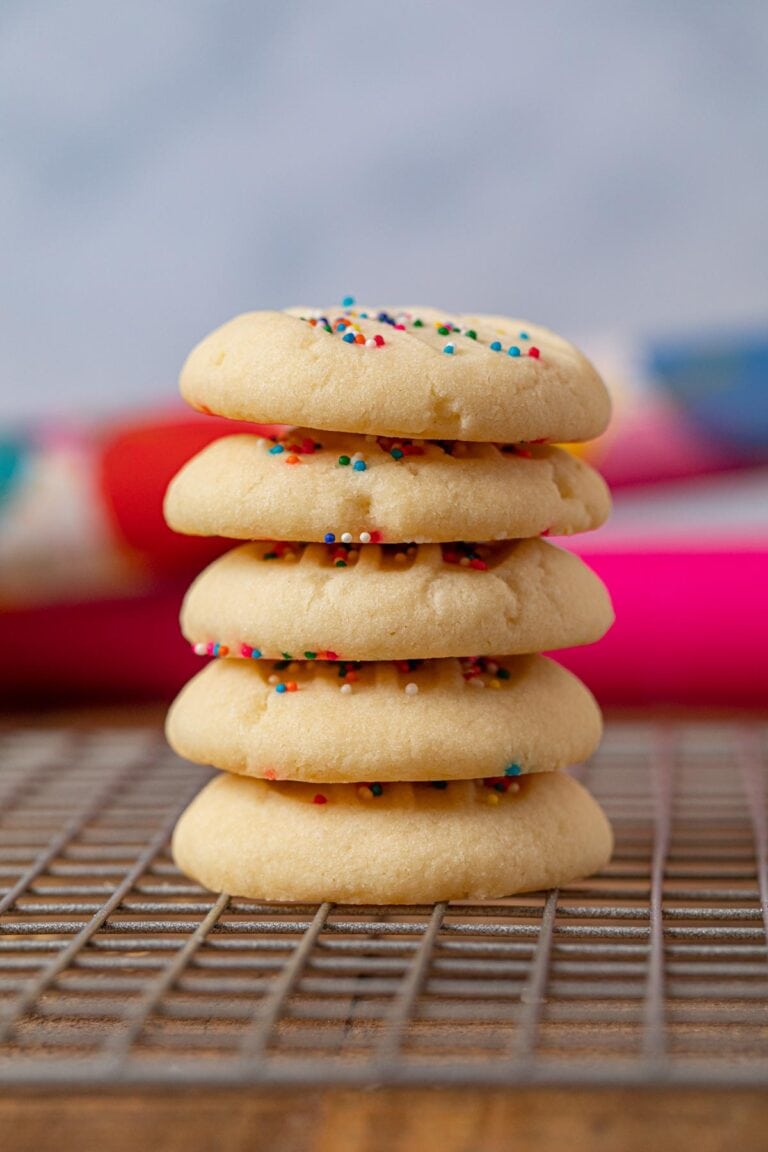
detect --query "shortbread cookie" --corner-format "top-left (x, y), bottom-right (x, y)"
top-left (172, 770), bottom-right (613, 903)
top-left (166, 654), bottom-right (602, 783)
top-left (164, 430), bottom-right (610, 543)
top-left (180, 538), bottom-right (614, 661)
top-left (180, 307), bottom-right (611, 443)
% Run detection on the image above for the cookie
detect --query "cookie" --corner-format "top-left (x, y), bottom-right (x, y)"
top-left (164, 430), bottom-right (610, 544)
top-left (179, 307), bottom-right (611, 444)
top-left (180, 538), bottom-right (614, 661)
top-left (166, 653), bottom-right (602, 783)
top-left (172, 770), bottom-right (613, 904)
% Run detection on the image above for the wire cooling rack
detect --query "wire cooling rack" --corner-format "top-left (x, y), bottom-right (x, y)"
top-left (0, 719), bottom-right (767, 1090)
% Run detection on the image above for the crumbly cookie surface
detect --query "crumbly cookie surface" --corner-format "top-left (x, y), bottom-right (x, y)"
top-left (172, 770), bottom-right (613, 903)
top-left (180, 307), bottom-right (611, 443)
top-left (166, 654), bottom-right (602, 782)
top-left (180, 538), bottom-right (614, 661)
top-left (164, 430), bottom-right (610, 543)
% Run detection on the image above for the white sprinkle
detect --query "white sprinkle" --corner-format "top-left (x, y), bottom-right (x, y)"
top-left (404, 682), bottom-right (419, 696)
top-left (268, 674), bottom-right (279, 684)
top-left (351, 452), bottom-right (365, 464)
top-left (359, 531), bottom-right (371, 544)
top-left (340, 683), bottom-right (352, 695)
top-left (193, 643), bottom-right (208, 656)
top-left (468, 677), bottom-right (486, 688)
top-left (341, 532), bottom-right (353, 544)
top-left (365, 338), bottom-right (377, 348)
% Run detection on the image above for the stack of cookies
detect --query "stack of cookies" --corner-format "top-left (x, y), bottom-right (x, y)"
top-left (164, 304), bottom-right (615, 904)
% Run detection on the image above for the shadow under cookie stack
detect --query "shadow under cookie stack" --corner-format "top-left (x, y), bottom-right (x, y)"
top-left (164, 303), bottom-right (615, 904)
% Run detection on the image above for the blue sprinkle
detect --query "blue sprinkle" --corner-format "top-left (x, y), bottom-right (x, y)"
top-left (269, 444), bottom-right (284, 454)
top-left (359, 311), bottom-right (368, 318)
top-left (370, 783), bottom-right (383, 796)
top-left (353, 460), bottom-right (367, 471)
top-left (212, 643), bottom-right (221, 657)
top-left (504, 763), bottom-right (522, 777)
top-left (250, 648), bottom-right (262, 659)
top-left (390, 448), bottom-right (404, 460)
top-left (443, 343), bottom-right (455, 355)
top-left (342, 332), bottom-right (356, 343)
top-left (519, 331), bottom-right (529, 340)
top-left (508, 346), bottom-right (521, 357)
top-left (490, 341), bottom-right (502, 352)
top-left (342, 295), bottom-right (355, 307)
top-left (324, 532), bottom-right (336, 544)
top-left (275, 683), bottom-right (287, 694)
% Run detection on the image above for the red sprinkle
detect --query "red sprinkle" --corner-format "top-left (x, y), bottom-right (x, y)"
top-left (313, 794), bottom-right (328, 805)
top-left (373, 334), bottom-right (385, 347)
top-left (369, 530), bottom-right (383, 544)
top-left (264, 768), bottom-right (277, 781)
top-left (470, 559), bottom-right (488, 571)
top-left (528, 347), bottom-right (540, 359)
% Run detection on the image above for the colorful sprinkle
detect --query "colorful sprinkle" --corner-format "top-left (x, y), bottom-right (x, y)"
top-left (431, 781), bottom-right (448, 789)
top-left (529, 347), bottom-right (540, 358)
top-left (324, 532), bottom-right (336, 543)
top-left (341, 532), bottom-right (353, 544)
top-left (508, 346), bottom-right (520, 357)
top-left (443, 343), bottom-right (455, 355)
top-left (340, 683), bottom-right (352, 695)
top-left (370, 783), bottom-right (384, 796)
top-left (404, 682), bottom-right (419, 696)
top-left (519, 331), bottom-right (529, 339)
top-left (353, 460), bottom-right (367, 472)
top-left (465, 329), bottom-right (478, 340)
top-left (275, 683), bottom-right (287, 694)
top-left (490, 341), bottom-right (502, 352)
top-left (342, 295), bottom-right (355, 307)
top-left (313, 793), bottom-right (328, 805)
top-left (338, 455), bottom-right (350, 466)
top-left (268, 444), bottom-right (284, 455)
top-left (504, 763), bottom-right (522, 777)
top-left (342, 332), bottom-right (356, 343)
top-left (373, 334), bottom-right (386, 347)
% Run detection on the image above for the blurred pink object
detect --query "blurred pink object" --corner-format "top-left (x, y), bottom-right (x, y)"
top-left (556, 546), bottom-right (768, 707)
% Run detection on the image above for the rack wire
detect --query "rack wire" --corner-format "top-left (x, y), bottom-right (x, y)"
top-left (0, 719), bottom-right (767, 1089)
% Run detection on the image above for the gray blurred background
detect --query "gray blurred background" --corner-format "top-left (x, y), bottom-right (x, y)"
top-left (2, 0), bottom-right (767, 421)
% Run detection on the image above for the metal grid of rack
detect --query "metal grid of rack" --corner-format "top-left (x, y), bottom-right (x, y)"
top-left (0, 719), bottom-right (767, 1089)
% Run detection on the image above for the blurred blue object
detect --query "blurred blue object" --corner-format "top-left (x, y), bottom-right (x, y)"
top-left (650, 335), bottom-right (768, 453)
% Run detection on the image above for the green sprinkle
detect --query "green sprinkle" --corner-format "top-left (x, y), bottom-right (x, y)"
top-left (304, 651), bottom-right (317, 660)
top-left (263, 551), bottom-right (278, 560)
top-left (370, 783), bottom-right (383, 796)
top-left (497, 667), bottom-right (510, 680)
top-left (338, 455), bottom-right (350, 466)
top-left (465, 329), bottom-right (477, 340)
top-left (335, 560), bottom-right (347, 568)
top-left (437, 325), bottom-right (450, 335)
top-left (413, 319), bottom-right (424, 327)
top-left (281, 652), bottom-right (293, 660)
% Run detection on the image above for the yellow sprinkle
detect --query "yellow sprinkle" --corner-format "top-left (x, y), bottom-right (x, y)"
top-left (489, 678), bottom-right (501, 689)
top-left (485, 792), bottom-right (500, 806)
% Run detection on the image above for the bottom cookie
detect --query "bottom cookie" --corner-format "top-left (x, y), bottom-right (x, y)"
top-left (172, 771), bottom-right (612, 904)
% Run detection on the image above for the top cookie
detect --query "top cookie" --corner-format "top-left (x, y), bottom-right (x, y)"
top-left (180, 306), bottom-right (611, 443)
